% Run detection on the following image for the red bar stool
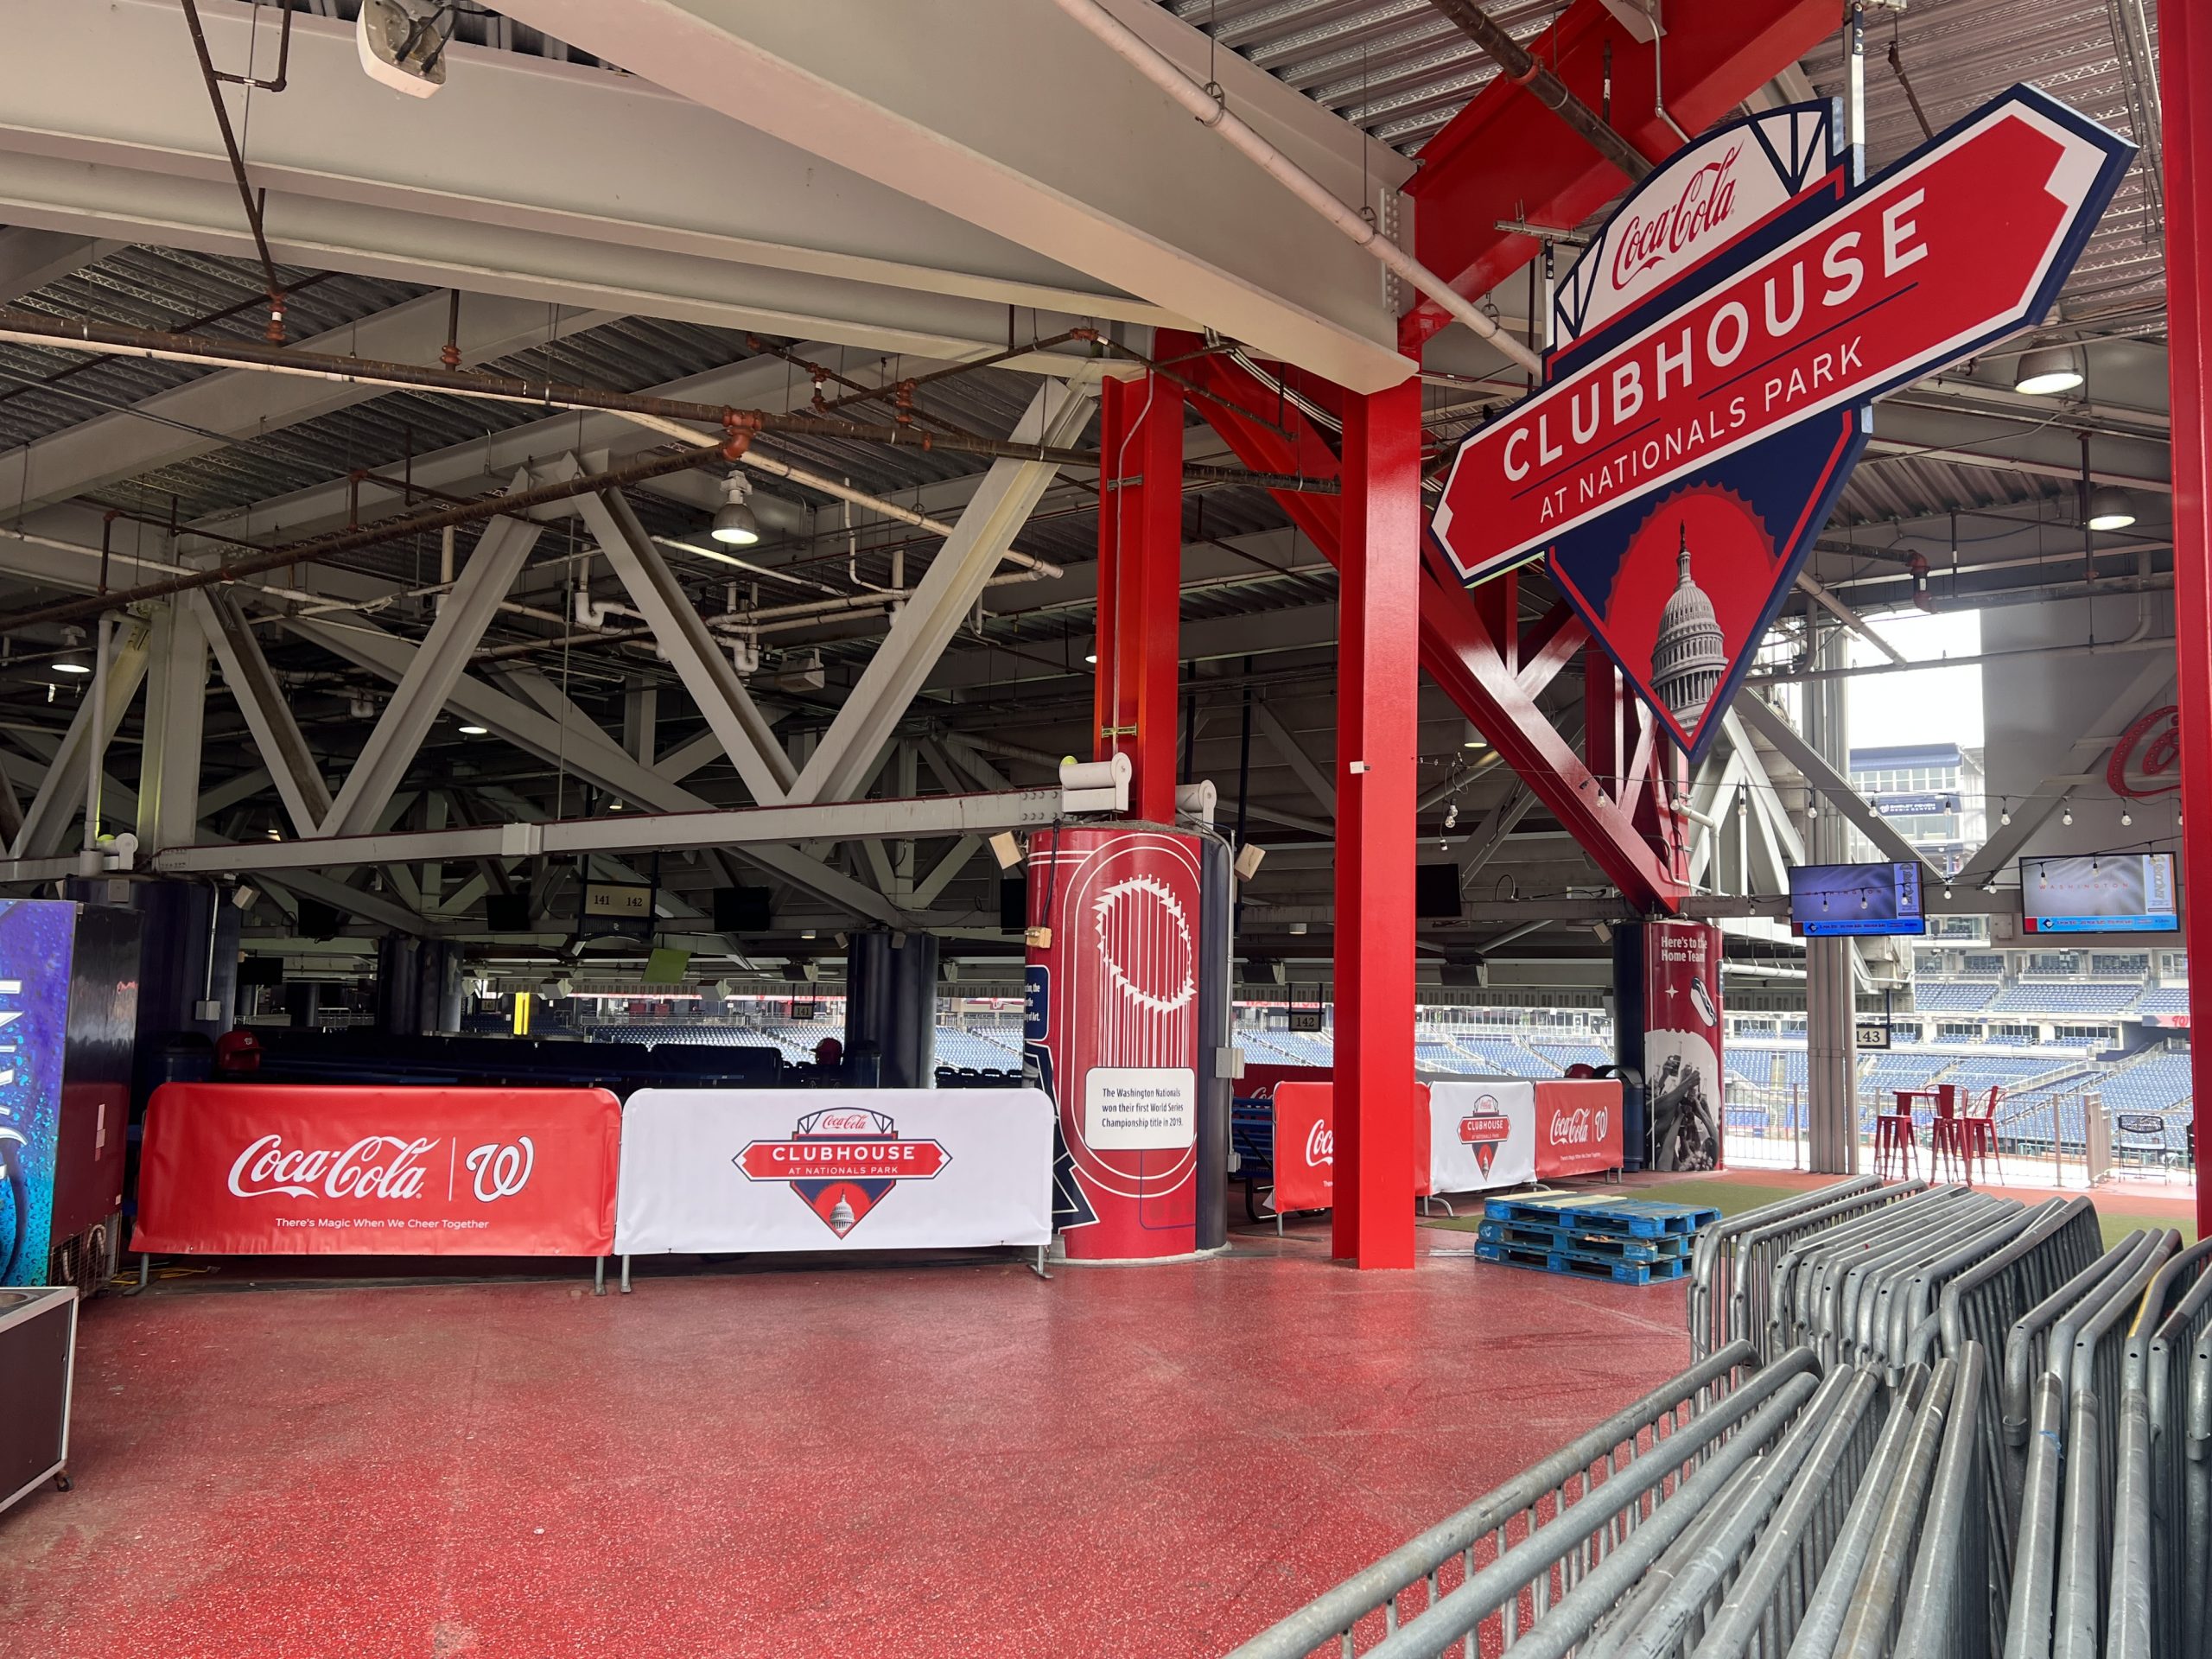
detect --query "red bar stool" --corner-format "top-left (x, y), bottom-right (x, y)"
top-left (1875, 1090), bottom-right (1921, 1179)
top-left (1928, 1083), bottom-right (1966, 1180)
top-left (1954, 1086), bottom-right (1999, 1185)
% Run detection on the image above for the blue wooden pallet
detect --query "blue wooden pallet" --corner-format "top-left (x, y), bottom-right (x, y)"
top-left (1475, 1241), bottom-right (1687, 1286)
top-left (1482, 1193), bottom-right (1720, 1239)
top-left (1474, 1218), bottom-right (1688, 1262)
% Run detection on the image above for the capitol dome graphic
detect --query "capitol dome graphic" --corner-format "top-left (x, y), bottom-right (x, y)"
top-left (1650, 524), bottom-right (1726, 726)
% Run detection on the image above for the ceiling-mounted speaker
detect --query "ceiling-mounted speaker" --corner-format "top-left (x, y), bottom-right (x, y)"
top-left (358, 0), bottom-right (450, 99)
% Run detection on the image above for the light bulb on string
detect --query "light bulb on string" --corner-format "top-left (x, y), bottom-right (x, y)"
top-left (2063, 804), bottom-right (2074, 826)
top-left (1999, 800), bottom-right (2012, 826)
top-left (2121, 807), bottom-right (2133, 827)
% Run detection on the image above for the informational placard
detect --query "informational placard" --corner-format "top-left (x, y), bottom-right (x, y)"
top-left (1431, 87), bottom-right (2132, 761)
top-left (615, 1088), bottom-right (1052, 1256)
top-left (131, 1084), bottom-right (621, 1256)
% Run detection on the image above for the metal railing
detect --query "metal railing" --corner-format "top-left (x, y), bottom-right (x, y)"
top-left (2112, 1238), bottom-right (2212, 1659)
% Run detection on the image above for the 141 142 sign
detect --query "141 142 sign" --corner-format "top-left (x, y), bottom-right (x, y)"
top-left (1428, 85), bottom-right (2133, 764)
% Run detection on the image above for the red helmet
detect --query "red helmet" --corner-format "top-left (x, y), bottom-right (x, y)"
top-left (214, 1028), bottom-right (263, 1073)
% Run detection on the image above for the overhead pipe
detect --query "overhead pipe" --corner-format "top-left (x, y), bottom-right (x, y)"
top-left (1046, 0), bottom-right (1542, 374)
top-left (1423, 0), bottom-right (1654, 182)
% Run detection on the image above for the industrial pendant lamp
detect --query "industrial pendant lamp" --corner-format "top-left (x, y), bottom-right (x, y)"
top-left (2086, 486), bottom-right (2137, 531)
top-left (2014, 346), bottom-right (2085, 396)
top-left (51, 627), bottom-right (90, 676)
top-left (710, 473), bottom-right (761, 546)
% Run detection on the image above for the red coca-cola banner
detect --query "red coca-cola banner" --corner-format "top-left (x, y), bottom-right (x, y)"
top-left (1532, 1082), bottom-right (1624, 1179)
top-left (1269, 1082), bottom-right (1430, 1212)
top-left (132, 1084), bottom-right (621, 1257)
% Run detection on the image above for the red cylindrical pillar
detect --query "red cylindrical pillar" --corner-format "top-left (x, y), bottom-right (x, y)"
top-left (1093, 372), bottom-right (1185, 824)
top-left (2164, 3), bottom-right (2212, 1240)
top-left (1024, 823), bottom-right (1204, 1261)
top-left (1332, 376), bottom-right (1423, 1269)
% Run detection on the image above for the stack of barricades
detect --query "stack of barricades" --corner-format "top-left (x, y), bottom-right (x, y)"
top-left (1224, 1181), bottom-right (2208, 1659)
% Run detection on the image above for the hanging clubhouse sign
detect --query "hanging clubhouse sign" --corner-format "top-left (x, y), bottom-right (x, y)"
top-left (1430, 86), bottom-right (2133, 763)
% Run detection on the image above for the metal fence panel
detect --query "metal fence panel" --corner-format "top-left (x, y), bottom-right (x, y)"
top-left (1688, 1178), bottom-right (1894, 1362)
top-left (1893, 1340), bottom-right (1989, 1659)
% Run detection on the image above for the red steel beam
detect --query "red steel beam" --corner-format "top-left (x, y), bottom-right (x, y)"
top-left (1162, 333), bottom-right (1686, 911)
top-left (1399, 0), bottom-right (1841, 353)
top-left (2159, 0), bottom-right (2212, 1241)
top-left (1332, 378), bottom-right (1424, 1269)
top-left (1092, 372), bottom-right (1185, 823)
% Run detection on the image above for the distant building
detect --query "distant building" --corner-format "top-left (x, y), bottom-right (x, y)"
top-left (1848, 741), bottom-right (1987, 875)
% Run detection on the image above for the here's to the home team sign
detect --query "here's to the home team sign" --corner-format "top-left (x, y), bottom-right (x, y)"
top-left (1429, 86), bottom-right (2132, 764)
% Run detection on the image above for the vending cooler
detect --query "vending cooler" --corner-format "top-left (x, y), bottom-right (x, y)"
top-left (0, 899), bottom-right (141, 1289)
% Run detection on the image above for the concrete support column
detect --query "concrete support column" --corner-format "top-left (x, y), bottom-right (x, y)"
top-left (1331, 376), bottom-right (1421, 1269)
top-left (376, 934), bottom-right (421, 1038)
top-left (1802, 620), bottom-right (1859, 1173)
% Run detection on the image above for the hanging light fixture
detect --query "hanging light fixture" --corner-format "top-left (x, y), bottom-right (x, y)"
top-left (2014, 345), bottom-right (2085, 395)
top-left (2062, 803), bottom-right (2075, 826)
top-left (1463, 720), bottom-right (1488, 749)
top-left (710, 473), bottom-right (761, 546)
top-left (51, 626), bottom-right (90, 675)
top-left (2086, 486), bottom-right (2137, 531)
top-left (2121, 806), bottom-right (2133, 827)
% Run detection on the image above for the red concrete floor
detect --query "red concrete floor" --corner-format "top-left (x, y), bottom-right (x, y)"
top-left (0, 1231), bottom-right (1693, 1659)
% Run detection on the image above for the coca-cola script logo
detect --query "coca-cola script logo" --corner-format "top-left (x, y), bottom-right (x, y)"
top-left (1304, 1121), bottom-right (1333, 1168)
top-left (228, 1134), bottom-right (436, 1201)
top-left (1611, 145), bottom-right (1742, 291)
top-left (226, 1134), bottom-right (538, 1203)
top-left (1546, 1107), bottom-right (1611, 1147)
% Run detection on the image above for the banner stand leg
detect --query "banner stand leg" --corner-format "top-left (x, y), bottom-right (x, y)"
top-left (1030, 1244), bottom-right (1051, 1281)
top-left (593, 1256), bottom-right (605, 1297)
top-left (137, 1254), bottom-right (149, 1289)
top-left (620, 1254), bottom-right (632, 1294)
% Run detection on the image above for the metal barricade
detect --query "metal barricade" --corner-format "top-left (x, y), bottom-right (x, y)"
top-left (1832, 1355), bottom-right (1961, 1659)
top-left (1893, 1341), bottom-right (1991, 1659)
top-left (2000, 1233), bottom-right (2159, 1509)
top-left (2051, 1230), bottom-right (2178, 1659)
top-left (1925, 1196), bottom-right (2104, 1641)
top-left (1687, 1177), bottom-right (1890, 1362)
top-left (1223, 1342), bottom-right (1787, 1659)
top-left (1768, 1188), bottom-right (1974, 1363)
top-left (1879, 1199), bottom-right (2067, 1379)
top-left (2118, 1241), bottom-right (2212, 1659)
top-left (2185, 1325), bottom-right (2212, 1659)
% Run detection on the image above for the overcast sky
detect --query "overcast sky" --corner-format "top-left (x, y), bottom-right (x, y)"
top-left (1847, 608), bottom-right (1984, 752)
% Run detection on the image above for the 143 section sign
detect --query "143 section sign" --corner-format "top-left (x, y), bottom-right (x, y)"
top-left (1430, 85), bottom-right (2133, 762)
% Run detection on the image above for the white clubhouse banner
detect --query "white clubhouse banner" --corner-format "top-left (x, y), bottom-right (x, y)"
top-left (615, 1088), bottom-right (1054, 1256)
top-left (1426, 1081), bottom-right (1539, 1195)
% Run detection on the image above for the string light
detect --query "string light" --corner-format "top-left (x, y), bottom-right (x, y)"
top-left (2120, 807), bottom-right (2133, 827)
top-left (2062, 804), bottom-right (2074, 826)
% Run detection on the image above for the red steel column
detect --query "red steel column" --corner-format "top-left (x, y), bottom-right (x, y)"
top-left (2164, 9), bottom-right (2212, 1240)
top-left (1093, 371), bottom-right (1185, 823)
top-left (1332, 375), bottom-right (1422, 1269)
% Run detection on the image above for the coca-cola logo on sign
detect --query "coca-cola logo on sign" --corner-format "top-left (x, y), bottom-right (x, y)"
top-left (1611, 145), bottom-right (1742, 292)
top-left (813, 1110), bottom-right (876, 1135)
top-left (1304, 1121), bottom-right (1333, 1168)
top-left (1548, 1107), bottom-right (1598, 1147)
top-left (226, 1135), bottom-right (539, 1203)
top-left (227, 1134), bottom-right (436, 1201)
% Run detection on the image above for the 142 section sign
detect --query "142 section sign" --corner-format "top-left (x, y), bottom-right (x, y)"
top-left (1430, 85), bottom-right (2133, 762)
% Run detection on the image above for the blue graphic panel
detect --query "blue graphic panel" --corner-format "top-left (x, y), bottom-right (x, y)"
top-left (0, 899), bottom-right (79, 1285)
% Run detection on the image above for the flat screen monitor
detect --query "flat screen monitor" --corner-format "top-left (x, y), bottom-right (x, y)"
top-left (2019, 852), bottom-right (2179, 934)
top-left (1788, 861), bottom-right (1926, 937)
